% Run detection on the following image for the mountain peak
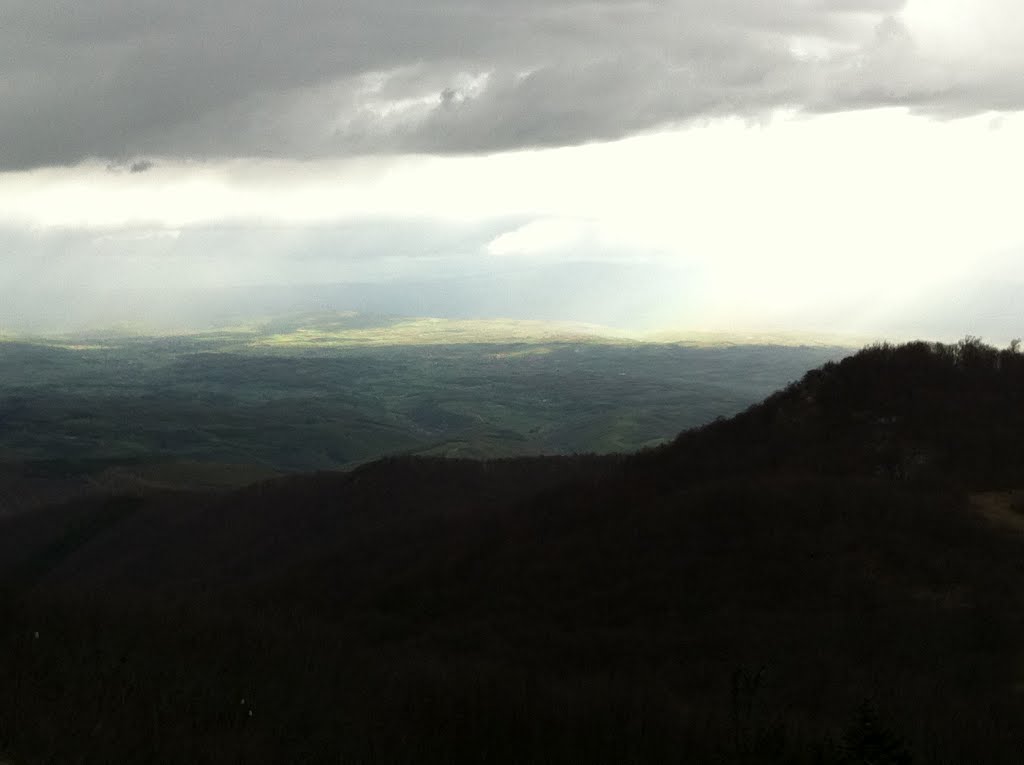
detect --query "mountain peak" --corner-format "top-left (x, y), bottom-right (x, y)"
top-left (643, 338), bottom-right (1024, 488)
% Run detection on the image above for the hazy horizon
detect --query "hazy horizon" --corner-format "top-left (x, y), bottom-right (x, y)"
top-left (1, 271), bottom-right (1019, 348)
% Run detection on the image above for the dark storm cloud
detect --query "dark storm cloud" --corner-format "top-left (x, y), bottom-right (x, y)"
top-left (0, 0), bottom-right (1011, 170)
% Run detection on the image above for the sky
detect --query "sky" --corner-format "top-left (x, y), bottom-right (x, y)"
top-left (1, 0), bottom-right (1022, 341)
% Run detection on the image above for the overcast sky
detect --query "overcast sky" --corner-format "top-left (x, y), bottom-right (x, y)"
top-left (1, 0), bottom-right (1022, 340)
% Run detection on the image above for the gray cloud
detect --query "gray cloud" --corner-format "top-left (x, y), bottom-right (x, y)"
top-left (0, 0), bottom-right (1016, 170)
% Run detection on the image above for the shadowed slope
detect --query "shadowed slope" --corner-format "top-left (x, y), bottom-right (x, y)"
top-left (2, 340), bottom-right (1024, 763)
top-left (636, 338), bottom-right (1024, 488)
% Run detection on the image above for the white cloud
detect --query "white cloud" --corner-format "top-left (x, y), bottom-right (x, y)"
top-left (486, 218), bottom-right (590, 256)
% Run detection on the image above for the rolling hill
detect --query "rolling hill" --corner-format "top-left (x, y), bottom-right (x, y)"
top-left (1, 338), bottom-right (1023, 764)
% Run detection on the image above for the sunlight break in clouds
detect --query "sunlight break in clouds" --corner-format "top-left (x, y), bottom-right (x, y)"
top-left (2, 108), bottom-right (1023, 339)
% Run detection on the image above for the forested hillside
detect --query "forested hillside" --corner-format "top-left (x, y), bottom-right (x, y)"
top-left (0, 322), bottom-right (846, 492)
top-left (1, 339), bottom-right (1023, 764)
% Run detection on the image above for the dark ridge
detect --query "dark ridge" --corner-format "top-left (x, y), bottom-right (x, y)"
top-left (0, 454), bottom-right (618, 598)
top-left (633, 337), bottom-right (1024, 488)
